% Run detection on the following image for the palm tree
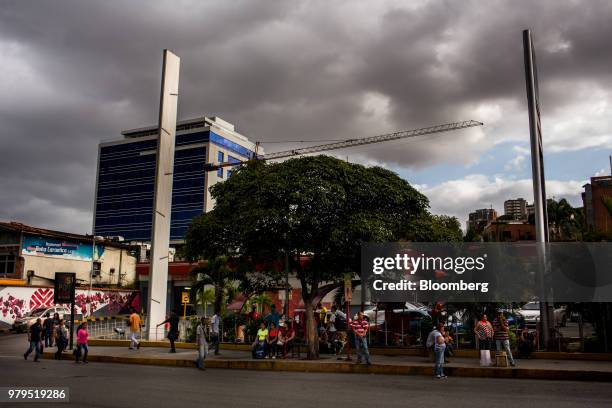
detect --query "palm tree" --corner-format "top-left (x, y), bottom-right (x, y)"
top-left (250, 294), bottom-right (272, 315)
top-left (190, 256), bottom-right (237, 316)
top-left (197, 288), bottom-right (215, 316)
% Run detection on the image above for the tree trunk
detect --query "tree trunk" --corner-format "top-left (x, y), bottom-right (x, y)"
top-left (305, 302), bottom-right (319, 359)
top-left (214, 283), bottom-right (224, 315)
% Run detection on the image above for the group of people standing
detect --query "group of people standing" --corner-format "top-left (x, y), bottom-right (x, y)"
top-left (474, 312), bottom-right (516, 367)
top-left (23, 314), bottom-right (84, 363)
top-left (427, 311), bottom-right (523, 379)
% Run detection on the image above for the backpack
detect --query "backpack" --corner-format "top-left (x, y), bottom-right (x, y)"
top-left (254, 344), bottom-right (266, 359)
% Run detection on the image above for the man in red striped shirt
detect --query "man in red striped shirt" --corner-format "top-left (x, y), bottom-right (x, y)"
top-left (350, 311), bottom-right (371, 365)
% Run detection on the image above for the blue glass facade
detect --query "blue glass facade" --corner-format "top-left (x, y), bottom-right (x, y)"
top-left (94, 130), bottom-right (252, 242)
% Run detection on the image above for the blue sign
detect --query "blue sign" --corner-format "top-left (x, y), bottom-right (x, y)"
top-left (21, 234), bottom-right (102, 262)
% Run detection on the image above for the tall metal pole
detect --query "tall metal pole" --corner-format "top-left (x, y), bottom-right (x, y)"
top-left (145, 50), bottom-right (180, 340)
top-left (523, 30), bottom-right (552, 349)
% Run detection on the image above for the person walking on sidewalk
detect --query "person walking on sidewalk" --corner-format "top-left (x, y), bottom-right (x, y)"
top-left (493, 311), bottom-right (516, 367)
top-left (24, 318), bottom-right (43, 362)
top-left (475, 314), bottom-right (494, 367)
top-left (209, 312), bottom-right (220, 355)
top-left (350, 312), bottom-right (371, 365)
top-left (43, 313), bottom-right (54, 348)
top-left (157, 312), bottom-right (180, 353)
top-left (433, 332), bottom-right (447, 379)
top-left (128, 309), bottom-right (141, 350)
top-left (54, 319), bottom-right (68, 360)
top-left (75, 322), bottom-right (89, 364)
top-left (195, 317), bottom-right (208, 370)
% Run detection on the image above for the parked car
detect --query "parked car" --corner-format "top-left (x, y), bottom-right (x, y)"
top-left (12, 306), bottom-right (71, 332)
top-left (518, 302), bottom-right (567, 327)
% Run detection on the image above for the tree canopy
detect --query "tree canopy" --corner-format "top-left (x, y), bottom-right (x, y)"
top-left (184, 155), bottom-right (461, 358)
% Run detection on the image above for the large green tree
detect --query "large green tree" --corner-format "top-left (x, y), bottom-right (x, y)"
top-left (185, 155), bottom-right (460, 358)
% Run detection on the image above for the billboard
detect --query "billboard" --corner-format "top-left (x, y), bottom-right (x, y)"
top-left (21, 234), bottom-right (104, 262)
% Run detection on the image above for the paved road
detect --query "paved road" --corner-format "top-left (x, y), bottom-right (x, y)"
top-left (2, 334), bottom-right (611, 408)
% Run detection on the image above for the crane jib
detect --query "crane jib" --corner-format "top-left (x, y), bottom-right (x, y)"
top-left (205, 120), bottom-right (483, 170)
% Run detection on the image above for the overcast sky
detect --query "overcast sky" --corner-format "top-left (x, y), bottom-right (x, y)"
top-left (1, 0), bottom-right (611, 234)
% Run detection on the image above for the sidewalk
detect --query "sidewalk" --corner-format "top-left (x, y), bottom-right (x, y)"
top-left (42, 341), bottom-right (612, 382)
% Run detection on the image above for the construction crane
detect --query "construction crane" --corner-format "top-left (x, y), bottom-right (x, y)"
top-left (204, 119), bottom-right (483, 170)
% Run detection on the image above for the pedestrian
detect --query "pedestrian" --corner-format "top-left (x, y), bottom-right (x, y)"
top-left (51, 312), bottom-right (60, 347)
top-left (266, 322), bottom-right (279, 359)
top-left (434, 332), bottom-right (447, 379)
top-left (493, 311), bottom-right (516, 367)
top-left (280, 319), bottom-right (296, 358)
top-left (350, 311), bottom-right (371, 365)
top-left (209, 312), bottom-right (220, 355)
top-left (54, 319), bottom-right (68, 360)
top-left (24, 318), bottom-right (43, 362)
top-left (157, 312), bottom-right (179, 353)
top-left (128, 309), bottom-right (141, 350)
top-left (328, 305), bottom-right (338, 345)
top-left (426, 323), bottom-right (444, 362)
top-left (475, 314), bottom-right (494, 367)
top-left (75, 322), bottom-right (89, 364)
top-left (43, 313), bottom-right (54, 348)
top-left (248, 305), bottom-right (259, 322)
top-left (518, 327), bottom-right (536, 359)
top-left (264, 304), bottom-right (280, 329)
top-left (195, 317), bottom-right (208, 370)
top-left (442, 326), bottom-right (454, 360)
top-left (251, 321), bottom-right (268, 358)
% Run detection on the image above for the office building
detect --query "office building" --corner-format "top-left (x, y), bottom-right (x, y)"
top-left (504, 198), bottom-right (528, 221)
top-left (582, 175), bottom-right (612, 234)
top-left (466, 208), bottom-right (497, 232)
top-left (94, 116), bottom-right (259, 243)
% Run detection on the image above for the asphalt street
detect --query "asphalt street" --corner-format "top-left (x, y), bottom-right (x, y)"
top-left (1, 334), bottom-right (611, 408)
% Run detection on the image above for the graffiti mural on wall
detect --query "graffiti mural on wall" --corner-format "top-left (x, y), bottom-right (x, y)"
top-left (0, 286), bottom-right (139, 328)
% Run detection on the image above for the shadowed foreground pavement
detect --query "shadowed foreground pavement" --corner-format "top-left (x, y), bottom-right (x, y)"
top-left (2, 334), bottom-right (612, 408)
top-left (2, 354), bottom-right (612, 408)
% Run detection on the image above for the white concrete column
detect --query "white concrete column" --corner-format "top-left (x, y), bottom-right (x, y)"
top-left (146, 50), bottom-right (180, 340)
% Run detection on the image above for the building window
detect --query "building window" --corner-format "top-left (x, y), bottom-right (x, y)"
top-left (217, 151), bottom-right (224, 178)
top-left (92, 262), bottom-right (102, 277)
top-left (0, 253), bottom-right (16, 278)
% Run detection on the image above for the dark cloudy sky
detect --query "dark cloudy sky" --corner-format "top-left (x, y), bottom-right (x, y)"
top-left (1, 0), bottom-right (611, 233)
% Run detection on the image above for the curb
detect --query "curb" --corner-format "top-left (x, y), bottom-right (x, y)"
top-left (41, 352), bottom-right (612, 382)
top-left (86, 340), bottom-right (612, 361)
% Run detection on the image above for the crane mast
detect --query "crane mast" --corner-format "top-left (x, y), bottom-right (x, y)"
top-left (206, 119), bottom-right (483, 170)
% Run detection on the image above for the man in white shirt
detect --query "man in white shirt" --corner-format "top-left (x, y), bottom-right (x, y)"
top-left (196, 317), bottom-right (208, 370)
top-left (209, 313), bottom-right (221, 355)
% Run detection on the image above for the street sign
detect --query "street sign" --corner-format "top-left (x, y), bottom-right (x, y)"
top-left (181, 291), bottom-right (190, 304)
top-left (54, 272), bottom-right (76, 304)
top-left (54, 272), bottom-right (76, 350)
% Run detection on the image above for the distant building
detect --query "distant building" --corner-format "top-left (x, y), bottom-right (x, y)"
top-left (482, 220), bottom-right (536, 242)
top-left (504, 198), bottom-right (528, 221)
top-left (582, 176), bottom-right (612, 234)
top-left (526, 203), bottom-right (535, 218)
top-left (94, 116), bottom-right (260, 244)
top-left (467, 208), bottom-right (497, 232)
top-left (0, 221), bottom-right (137, 287)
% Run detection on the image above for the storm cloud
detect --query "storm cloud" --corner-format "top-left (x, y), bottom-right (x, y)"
top-left (1, 0), bottom-right (611, 233)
